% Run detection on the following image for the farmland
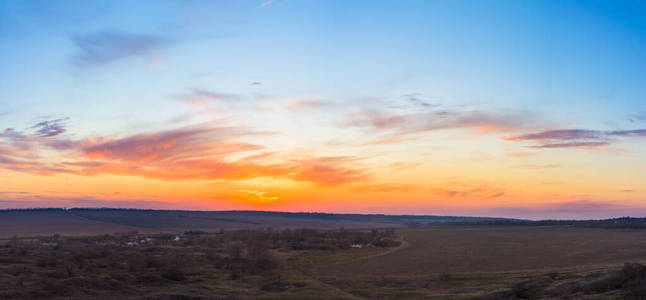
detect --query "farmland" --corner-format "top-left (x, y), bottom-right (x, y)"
top-left (2, 210), bottom-right (646, 299)
top-left (317, 227), bottom-right (646, 299)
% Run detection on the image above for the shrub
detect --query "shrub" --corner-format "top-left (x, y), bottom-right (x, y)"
top-left (36, 256), bottom-right (58, 267)
top-left (41, 279), bottom-right (72, 297)
top-left (161, 265), bottom-right (187, 281)
top-left (438, 270), bottom-right (451, 282)
top-left (587, 263), bottom-right (646, 293)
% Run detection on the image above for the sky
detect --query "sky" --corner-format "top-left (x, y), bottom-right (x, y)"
top-left (1, 0), bottom-right (645, 219)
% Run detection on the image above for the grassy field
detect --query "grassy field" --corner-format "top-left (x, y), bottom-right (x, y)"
top-left (321, 227), bottom-right (646, 275)
top-left (0, 210), bottom-right (143, 238)
top-left (314, 227), bottom-right (646, 299)
top-left (0, 209), bottom-right (505, 238)
top-left (2, 221), bottom-right (646, 298)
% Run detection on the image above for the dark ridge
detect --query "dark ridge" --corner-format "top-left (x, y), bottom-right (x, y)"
top-left (1, 208), bottom-right (645, 228)
top-left (65, 207), bottom-right (514, 221)
top-left (444, 217), bottom-right (646, 229)
top-left (0, 208), bottom-right (66, 212)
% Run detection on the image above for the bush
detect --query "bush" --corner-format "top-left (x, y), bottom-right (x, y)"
top-left (36, 256), bottom-right (58, 267)
top-left (438, 270), bottom-right (451, 282)
top-left (587, 263), bottom-right (646, 294)
top-left (162, 266), bottom-right (186, 281)
top-left (41, 279), bottom-right (72, 297)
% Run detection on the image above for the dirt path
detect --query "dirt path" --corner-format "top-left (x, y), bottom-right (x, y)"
top-left (329, 234), bottom-right (410, 266)
top-left (299, 234), bottom-right (411, 299)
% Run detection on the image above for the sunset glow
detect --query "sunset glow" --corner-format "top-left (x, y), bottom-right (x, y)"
top-left (1, 0), bottom-right (645, 219)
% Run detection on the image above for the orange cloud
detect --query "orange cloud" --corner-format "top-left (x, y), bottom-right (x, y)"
top-left (2, 123), bottom-right (368, 187)
top-left (77, 128), bottom-right (366, 184)
top-left (430, 184), bottom-right (506, 199)
top-left (237, 189), bottom-right (279, 203)
top-left (291, 157), bottom-right (365, 185)
top-left (511, 164), bottom-right (562, 169)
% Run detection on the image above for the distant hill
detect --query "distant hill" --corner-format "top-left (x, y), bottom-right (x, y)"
top-left (0, 208), bottom-right (511, 238)
top-left (444, 217), bottom-right (646, 229)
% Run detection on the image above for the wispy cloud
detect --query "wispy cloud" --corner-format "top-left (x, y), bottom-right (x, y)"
top-left (607, 129), bottom-right (646, 137)
top-left (511, 164), bottom-right (562, 169)
top-left (291, 157), bottom-right (365, 185)
top-left (237, 189), bottom-right (279, 202)
top-left (0, 118), bottom-right (75, 173)
top-left (628, 111), bottom-right (646, 123)
top-left (508, 129), bottom-right (602, 141)
top-left (529, 141), bottom-right (610, 149)
top-left (403, 93), bottom-right (437, 108)
top-left (0, 128), bottom-right (28, 146)
top-left (79, 130), bottom-right (366, 184)
top-left (430, 183), bottom-right (506, 199)
top-left (0, 192), bottom-right (210, 210)
top-left (30, 117), bottom-right (69, 137)
top-left (177, 88), bottom-right (243, 106)
top-left (83, 127), bottom-right (260, 161)
top-left (506, 128), bottom-right (646, 149)
top-left (505, 151), bottom-right (538, 157)
top-left (260, 0), bottom-right (274, 7)
top-left (344, 109), bottom-right (536, 136)
top-left (285, 99), bottom-right (328, 111)
top-left (1, 120), bottom-right (366, 185)
top-left (71, 30), bottom-right (168, 66)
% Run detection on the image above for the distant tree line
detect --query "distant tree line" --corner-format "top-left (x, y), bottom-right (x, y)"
top-left (439, 217), bottom-right (646, 229)
top-left (0, 207), bottom-right (508, 222)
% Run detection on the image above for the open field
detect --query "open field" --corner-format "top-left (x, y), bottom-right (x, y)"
top-left (0, 209), bottom-right (506, 238)
top-left (321, 227), bottom-right (646, 275)
top-left (2, 224), bottom-right (646, 299)
top-left (316, 227), bottom-right (646, 299)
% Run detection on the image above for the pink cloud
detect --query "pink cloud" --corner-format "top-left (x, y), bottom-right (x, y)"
top-left (177, 88), bottom-right (242, 106)
top-left (285, 99), bottom-right (328, 111)
top-left (344, 109), bottom-right (536, 137)
top-left (1, 122), bottom-right (367, 185)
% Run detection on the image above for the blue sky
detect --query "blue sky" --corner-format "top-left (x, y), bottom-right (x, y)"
top-left (2, 0), bottom-right (645, 128)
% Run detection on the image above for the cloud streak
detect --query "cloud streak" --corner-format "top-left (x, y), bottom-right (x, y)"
top-left (1, 122), bottom-right (366, 185)
top-left (511, 164), bottom-right (562, 169)
top-left (177, 88), bottom-right (243, 106)
top-left (260, 0), bottom-right (274, 7)
top-left (30, 117), bottom-right (68, 137)
top-left (506, 128), bottom-right (646, 149)
top-left (430, 183), bottom-right (506, 199)
top-left (0, 118), bottom-right (76, 174)
top-left (344, 109), bottom-right (536, 137)
top-left (285, 99), bottom-right (328, 111)
top-left (628, 111), bottom-right (646, 123)
top-left (71, 30), bottom-right (167, 66)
